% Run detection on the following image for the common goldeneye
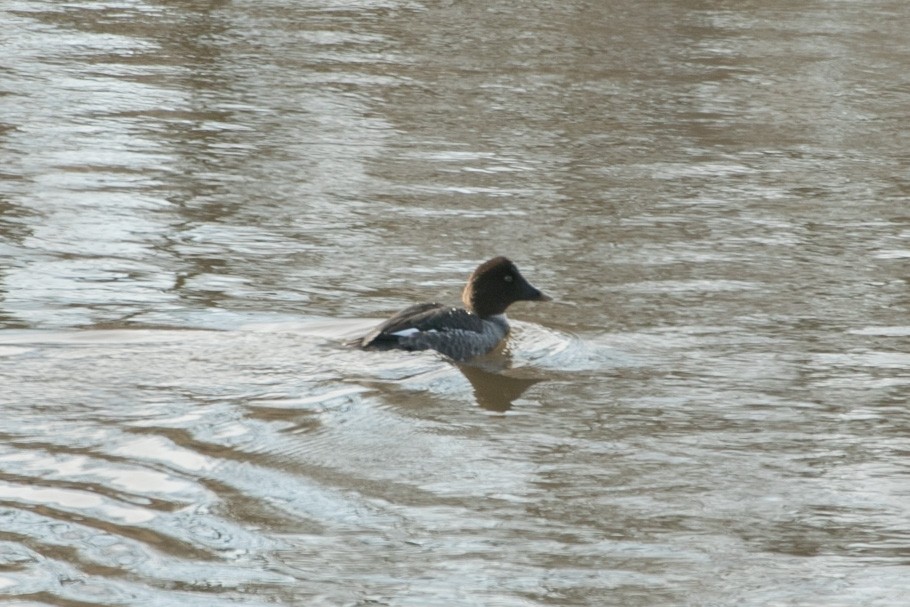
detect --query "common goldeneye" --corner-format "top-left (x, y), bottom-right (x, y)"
top-left (356, 256), bottom-right (551, 361)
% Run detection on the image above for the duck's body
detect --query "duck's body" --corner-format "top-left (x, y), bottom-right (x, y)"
top-left (359, 303), bottom-right (511, 361)
top-left (357, 257), bottom-right (550, 361)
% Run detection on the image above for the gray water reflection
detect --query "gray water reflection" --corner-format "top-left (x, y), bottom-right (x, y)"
top-left (2, 0), bottom-right (910, 605)
top-left (458, 362), bottom-right (544, 413)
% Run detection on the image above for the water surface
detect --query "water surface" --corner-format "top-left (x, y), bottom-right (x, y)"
top-left (2, 1), bottom-right (910, 605)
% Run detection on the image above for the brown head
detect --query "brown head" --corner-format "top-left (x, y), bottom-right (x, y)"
top-left (461, 256), bottom-right (551, 318)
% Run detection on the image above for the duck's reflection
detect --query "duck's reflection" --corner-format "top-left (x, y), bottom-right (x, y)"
top-left (456, 358), bottom-right (544, 412)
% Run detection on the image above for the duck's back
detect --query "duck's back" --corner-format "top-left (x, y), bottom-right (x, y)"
top-left (359, 303), bottom-right (509, 360)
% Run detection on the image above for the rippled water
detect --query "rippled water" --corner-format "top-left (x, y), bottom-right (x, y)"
top-left (2, 0), bottom-right (910, 605)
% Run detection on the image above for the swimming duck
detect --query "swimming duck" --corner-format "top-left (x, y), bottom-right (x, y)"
top-left (356, 256), bottom-right (551, 361)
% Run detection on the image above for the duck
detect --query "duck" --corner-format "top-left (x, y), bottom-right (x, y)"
top-left (355, 256), bottom-right (551, 361)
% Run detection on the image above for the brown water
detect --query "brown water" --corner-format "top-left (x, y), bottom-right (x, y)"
top-left (2, 1), bottom-right (910, 605)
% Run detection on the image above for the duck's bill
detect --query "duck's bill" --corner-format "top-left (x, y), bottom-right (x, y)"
top-left (521, 284), bottom-right (552, 302)
top-left (516, 274), bottom-right (553, 302)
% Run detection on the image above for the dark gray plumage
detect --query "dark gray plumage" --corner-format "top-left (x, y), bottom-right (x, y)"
top-left (357, 257), bottom-right (550, 361)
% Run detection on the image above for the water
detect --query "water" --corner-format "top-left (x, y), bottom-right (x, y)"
top-left (2, 0), bottom-right (909, 605)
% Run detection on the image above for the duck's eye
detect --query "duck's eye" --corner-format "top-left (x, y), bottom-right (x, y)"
top-left (504, 274), bottom-right (514, 282)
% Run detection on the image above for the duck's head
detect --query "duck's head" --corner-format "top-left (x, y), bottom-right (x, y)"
top-left (462, 256), bottom-right (551, 318)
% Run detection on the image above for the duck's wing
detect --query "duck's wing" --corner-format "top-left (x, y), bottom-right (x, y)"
top-left (359, 303), bottom-right (485, 348)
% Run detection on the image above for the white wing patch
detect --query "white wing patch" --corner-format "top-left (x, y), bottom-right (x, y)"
top-left (391, 328), bottom-right (420, 337)
top-left (391, 328), bottom-right (438, 338)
